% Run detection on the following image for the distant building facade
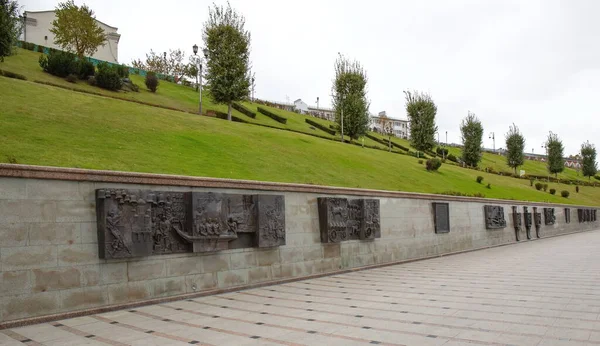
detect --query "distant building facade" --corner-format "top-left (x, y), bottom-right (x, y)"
top-left (22, 10), bottom-right (121, 63)
top-left (369, 111), bottom-right (409, 139)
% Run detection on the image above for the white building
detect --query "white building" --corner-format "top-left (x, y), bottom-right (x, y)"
top-left (370, 111), bottom-right (409, 139)
top-left (23, 10), bottom-right (121, 63)
top-left (293, 98), bottom-right (336, 121)
top-left (293, 99), bottom-right (309, 113)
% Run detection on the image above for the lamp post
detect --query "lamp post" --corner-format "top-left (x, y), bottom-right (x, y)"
top-left (489, 132), bottom-right (495, 153)
top-left (541, 142), bottom-right (549, 182)
top-left (192, 44), bottom-right (203, 114)
top-left (23, 12), bottom-right (27, 42)
top-left (251, 77), bottom-right (255, 101)
top-left (338, 52), bottom-right (344, 143)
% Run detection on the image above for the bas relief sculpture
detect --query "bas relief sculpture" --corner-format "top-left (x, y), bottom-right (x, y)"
top-left (317, 197), bottom-right (381, 243)
top-left (484, 205), bottom-right (507, 229)
top-left (96, 189), bottom-right (285, 259)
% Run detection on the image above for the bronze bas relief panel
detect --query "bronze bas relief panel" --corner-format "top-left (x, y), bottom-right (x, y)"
top-left (484, 205), bottom-right (507, 229)
top-left (317, 197), bottom-right (381, 243)
top-left (96, 190), bottom-right (285, 259)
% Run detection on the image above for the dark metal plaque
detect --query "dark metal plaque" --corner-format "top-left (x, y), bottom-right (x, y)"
top-left (523, 207), bottom-right (532, 240)
top-left (544, 208), bottom-right (556, 225)
top-left (256, 195), bottom-right (286, 248)
top-left (512, 206), bottom-right (522, 241)
top-left (484, 205), bottom-right (506, 229)
top-left (433, 202), bottom-right (450, 234)
top-left (361, 199), bottom-right (380, 240)
top-left (565, 208), bottom-right (571, 224)
top-left (533, 207), bottom-right (542, 239)
top-left (318, 198), bottom-right (349, 243)
top-left (317, 197), bottom-right (381, 243)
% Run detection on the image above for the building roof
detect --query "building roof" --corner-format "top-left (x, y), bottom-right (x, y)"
top-left (24, 10), bottom-right (119, 30)
top-left (370, 115), bottom-right (409, 122)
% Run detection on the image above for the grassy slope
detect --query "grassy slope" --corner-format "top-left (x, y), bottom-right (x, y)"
top-left (1, 76), bottom-right (599, 206)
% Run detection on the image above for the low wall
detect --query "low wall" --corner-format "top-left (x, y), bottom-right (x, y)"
top-left (0, 164), bottom-right (598, 327)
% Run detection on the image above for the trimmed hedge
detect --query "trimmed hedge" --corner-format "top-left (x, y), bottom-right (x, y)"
top-left (210, 109), bottom-right (248, 123)
top-left (257, 106), bottom-right (287, 124)
top-left (0, 69), bottom-right (26, 80)
top-left (365, 133), bottom-right (409, 151)
top-left (232, 103), bottom-right (256, 118)
top-left (305, 118), bottom-right (336, 135)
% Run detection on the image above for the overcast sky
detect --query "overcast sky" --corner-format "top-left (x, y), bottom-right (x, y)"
top-left (21, 0), bottom-right (600, 156)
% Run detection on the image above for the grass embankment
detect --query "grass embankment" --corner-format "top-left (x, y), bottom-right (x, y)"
top-left (1, 75), bottom-right (599, 206)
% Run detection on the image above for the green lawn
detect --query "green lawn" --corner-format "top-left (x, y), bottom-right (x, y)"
top-left (1, 75), bottom-right (599, 206)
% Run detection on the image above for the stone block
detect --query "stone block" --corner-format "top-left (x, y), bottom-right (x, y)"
top-left (127, 260), bottom-right (166, 281)
top-left (0, 270), bottom-right (30, 296)
top-left (165, 256), bottom-right (203, 277)
top-left (60, 287), bottom-right (107, 310)
top-left (55, 200), bottom-right (96, 223)
top-left (32, 267), bottom-right (82, 293)
top-left (2, 246), bottom-right (57, 271)
top-left (29, 223), bottom-right (80, 246)
top-left (79, 222), bottom-right (98, 244)
top-left (0, 178), bottom-right (26, 200)
top-left (279, 247), bottom-right (304, 263)
top-left (248, 266), bottom-right (272, 283)
top-left (201, 253), bottom-right (230, 273)
top-left (230, 252), bottom-right (257, 270)
top-left (217, 269), bottom-right (249, 288)
top-left (303, 246), bottom-right (323, 261)
top-left (100, 262), bottom-right (128, 285)
top-left (257, 249), bottom-right (280, 266)
top-left (58, 244), bottom-right (99, 266)
top-left (185, 273), bottom-right (218, 292)
top-left (271, 263), bottom-right (293, 280)
top-left (0, 200), bottom-right (56, 223)
top-left (26, 180), bottom-right (80, 201)
top-left (2, 291), bottom-right (60, 321)
top-left (323, 244), bottom-right (341, 258)
top-left (80, 265), bottom-right (100, 287)
top-left (152, 277), bottom-right (186, 298)
top-left (107, 283), bottom-right (129, 305)
top-left (127, 281), bottom-right (151, 302)
top-left (0, 223), bottom-right (28, 247)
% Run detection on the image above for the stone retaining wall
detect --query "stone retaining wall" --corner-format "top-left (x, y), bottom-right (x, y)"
top-left (0, 165), bottom-right (598, 326)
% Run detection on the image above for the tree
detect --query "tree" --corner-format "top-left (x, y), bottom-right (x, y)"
top-left (332, 54), bottom-right (370, 140)
top-left (379, 113), bottom-right (394, 152)
top-left (581, 140), bottom-right (598, 180)
top-left (404, 90), bottom-right (437, 153)
top-left (546, 132), bottom-right (564, 178)
top-left (165, 49), bottom-right (186, 82)
top-left (505, 123), bottom-right (525, 174)
top-left (203, 2), bottom-right (251, 121)
top-left (132, 50), bottom-right (166, 74)
top-left (185, 55), bottom-right (200, 91)
top-left (459, 112), bottom-right (483, 167)
top-left (50, 0), bottom-right (106, 58)
top-left (0, 0), bottom-right (21, 62)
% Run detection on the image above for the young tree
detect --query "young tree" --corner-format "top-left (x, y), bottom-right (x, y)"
top-left (581, 140), bottom-right (598, 180)
top-left (546, 132), bottom-right (564, 178)
top-left (505, 123), bottom-right (526, 174)
top-left (460, 111), bottom-right (484, 167)
top-left (379, 113), bottom-right (394, 152)
top-left (0, 0), bottom-right (21, 62)
top-left (165, 49), bottom-right (186, 82)
top-left (186, 55), bottom-right (200, 91)
top-left (203, 2), bottom-right (251, 121)
top-left (50, 0), bottom-right (106, 58)
top-left (332, 54), bottom-right (370, 140)
top-left (404, 90), bottom-right (437, 153)
top-left (131, 50), bottom-right (166, 74)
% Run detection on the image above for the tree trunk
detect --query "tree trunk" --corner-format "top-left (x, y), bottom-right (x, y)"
top-left (227, 103), bottom-right (232, 121)
top-left (388, 136), bottom-right (391, 152)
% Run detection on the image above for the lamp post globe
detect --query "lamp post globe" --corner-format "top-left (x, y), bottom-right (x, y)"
top-left (192, 44), bottom-right (198, 55)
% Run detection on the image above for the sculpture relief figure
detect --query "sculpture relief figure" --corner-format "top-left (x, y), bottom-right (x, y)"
top-left (107, 209), bottom-right (131, 256)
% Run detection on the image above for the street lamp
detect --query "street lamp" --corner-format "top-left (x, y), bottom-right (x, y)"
top-left (337, 52), bottom-right (344, 143)
top-left (251, 76), bottom-right (255, 102)
top-left (23, 12), bottom-right (27, 42)
top-left (541, 142), bottom-right (549, 182)
top-left (489, 132), bottom-right (495, 153)
top-left (192, 44), bottom-right (203, 115)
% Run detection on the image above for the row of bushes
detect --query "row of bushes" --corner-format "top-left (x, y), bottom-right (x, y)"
top-left (257, 107), bottom-right (287, 124)
top-left (364, 134), bottom-right (409, 152)
top-left (20, 41), bottom-right (47, 54)
top-left (232, 103), bottom-right (256, 118)
top-left (0, 69), bottom-right (26, 80)
top-left (207, 109), bottom-right (248, 123)
top-left (305, 118), bottom-right (336, 136)
top-left (439, 191), bottom-right (486, 198)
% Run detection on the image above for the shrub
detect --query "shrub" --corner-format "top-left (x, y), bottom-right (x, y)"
top-left (576, 185), bottom-right (580, 193)
top-left (595, 175), bottom-right (600, 181)
top-left (426, 158), bottom-right (442, 171)
top-left (530, 177), bottom-right (535, 186)
top-left (0, 69), bottom-right (26, 80)
top-left (418, 160), bottom-right (424, 165)
top-left (543, 183), bottom-right (548, 192)
top-left (211, 109), bottom-right (248, 123)
top-left (257, 107), bottom-right (287, 124)
top-left (66, 74), bottom-right (78, 83)
top-left (486, 183), bottom-right (492, 189)
top-left (476, 176), bottom-right (484, 184)
top-left (549, 188), bottom-right (556, 195)
top-left (87, 75), bottom-right (96, 86)
top-left (232, 103), bottom-right (257, 119)
top-left (145, 72), bottom-right (159, 92)
top-left (113, 64), bottom-right (129, 78)
top-left (561, 190), bottom-right (570, 198)
top-left (76, 60), bottom-right (95, 80)
top-left (535, 183), bottom-right (543, 191)
top-left (305, 118), bottom-right (335, 135)
top-left (436, 147), bottom-right (449, 156)
top-left (39, 50), bottom-right (77, 77)
top-left (447, 154), bottom-right (458, 163)
top-left (95, 63), bottom-right (122, 91)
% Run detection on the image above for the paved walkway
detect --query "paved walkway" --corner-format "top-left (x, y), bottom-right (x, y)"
top-left (3, 231), bottom-right (600, 346)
